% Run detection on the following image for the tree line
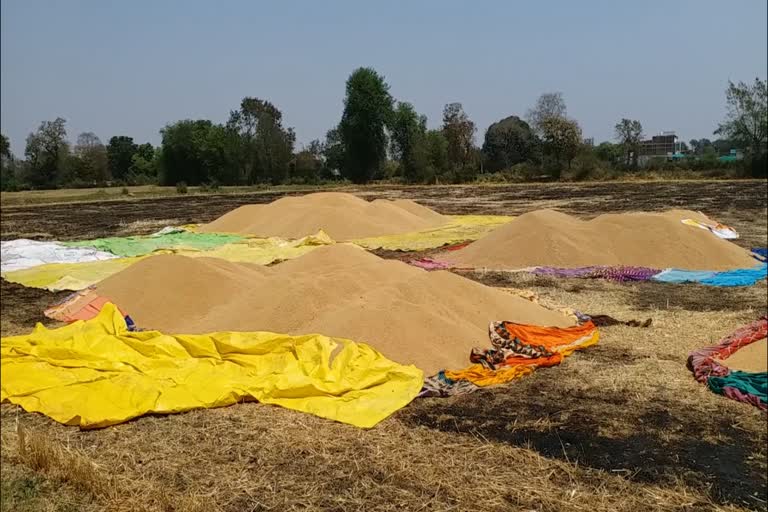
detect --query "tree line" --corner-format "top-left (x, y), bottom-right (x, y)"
top-left (1, 70), bottom-right (765, 191)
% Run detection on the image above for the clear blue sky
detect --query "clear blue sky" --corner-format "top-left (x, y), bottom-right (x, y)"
top-left (2, 0), bottom-right (766, 155)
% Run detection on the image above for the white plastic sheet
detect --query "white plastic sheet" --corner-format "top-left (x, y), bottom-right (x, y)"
top-left (0, 239), bottom-right (117, 273)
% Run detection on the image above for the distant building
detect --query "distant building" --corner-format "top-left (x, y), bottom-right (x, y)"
top-left (637, 131), bottom-right (686, 165)
top-left (583, 137), bottom-right (594, 147)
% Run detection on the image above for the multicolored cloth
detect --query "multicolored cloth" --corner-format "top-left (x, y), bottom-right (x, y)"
top-left (446, 320), bottom-right (598, 388)
top-left (680, 217), bottom-right (739, 239)
top-left (687, 317), bottom-right (767, 410)
top-left (419, 372), bottom-right (479, 397)
top-left (408, 257), bottom-right (456, 271)
top-left (408, 257), bottom-right (766, 288)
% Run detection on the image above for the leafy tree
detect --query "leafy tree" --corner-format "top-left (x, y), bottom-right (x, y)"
top-left (107, 136), bottom-right (138, 182)
top-left (291, 150), bottom-right (322, 182)
top-left (322, 127), bottom-right (345, 178)
top-left (0, 133), bottom-right (9, 159)
top-left (228, 97), bottom-right (295, 184)
top-left (713, 138), bottom-right (736, 155)
top-left (71, 132), bottom-right (109, 184)
top-left (124, 142), bottom-right (158, 183)
top-left (715, 78), bottom-right (767, 154)
top-left (441, 102), bottom-right (476, 169)
top-left (594, 141), bottom-right (623, 166)
top-left (409, 129), bottom-right (450, 183)
top-left (1, 133), bottom-right (16, 191)
top-left (339, 67), bottom-right (394, 183)
top-left (541, 117), bottom-right (582, 172)
top-left (159, 120), bottom-right (237, 185)
top-left (24, 117), bottom-right (69, 189)
top-left (481, 115), bottom-right (538, 172)
top-left (614, 118), bottom-right (643, 167)
top-left (527, 92), bottom-right (567, 135)
top-left (390, 102), bottom-right (428, 182)
top-left (307, 139), bottom-right (324, 159)
top-left (689, 138), bottom-right (714, 155)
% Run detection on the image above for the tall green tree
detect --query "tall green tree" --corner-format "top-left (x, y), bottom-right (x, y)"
top-left (0, 133), bottom-right (9, 160)
top-left (594, 141), bottom-right (623, 167)
top-left (107, 136), bottom-right (138, 182)
top-left (339, 67), bottom-right (394, 183)
top-left (128, 143), bottom-right (159, 182)
top-left (689, 138), bottom-right (714, 155)
top-left (390, 102), bottom-right (428, 182)
top-left (291, 149), bottom-right (322, 182)
top-left (482, 115), bottom-right (538, 171)
top-left (71, 132), bottom-right (109, 184)
top-left (541, 117), bottom-right (582, 172)
top-left (526, 92), bottom-right (567, 135)
top-left (614, 118), bottom-right (643, 167)
top-left (24, 117), bottom-right (69, 189)
top-left (0, 133), bottom-right (15, 191)
top-left (159, 120), bottom-right (237, 185)
top-left (715, 78), bottom-right (767, 175)
top-left (322, 127), bottom-right (345, 178)
top-left (228, 97), bottom-right (295, 184)
top-left (441, 102), bottom-right (476, 170)
top-left (410, 129), bottom-right (449, 183)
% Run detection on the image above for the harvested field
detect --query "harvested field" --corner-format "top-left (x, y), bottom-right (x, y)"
top-left (1, 181), bottom-right (767, 512)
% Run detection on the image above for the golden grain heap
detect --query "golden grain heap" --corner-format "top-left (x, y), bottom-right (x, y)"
top-left (445, 209), bottom-right (757, 270)
top-left (199, 192), bottom-right (448, 240)
top-left (94, 244), bottom-right (574, 375)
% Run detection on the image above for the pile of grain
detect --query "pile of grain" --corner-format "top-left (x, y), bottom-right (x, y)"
top-left (199, 192), bottom-right (448, 240)
top-left (445, 209), bottom-right (756, 271)
top-left (714, 338), bottom-right (767, 373)
top-left (94, 245), bottom-right (574, 374)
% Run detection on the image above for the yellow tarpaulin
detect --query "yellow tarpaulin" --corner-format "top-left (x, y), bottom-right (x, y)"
top-left (351, 215), bottom-right (513, 251)
top-left (187, 230), bottom-right (334, 264)
top-left (1, 256), bottom-right (146, 291)
top-left (1, 303), bottom-right (424, 429)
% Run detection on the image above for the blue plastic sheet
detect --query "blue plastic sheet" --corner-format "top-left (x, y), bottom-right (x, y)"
top-left (652, 263), bottom-right (767, 287)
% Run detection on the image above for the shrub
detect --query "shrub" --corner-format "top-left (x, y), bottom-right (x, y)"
top-left (176, 181), bottom-right (188, 194)
top-left (121, 187), bottom-right (130, 195)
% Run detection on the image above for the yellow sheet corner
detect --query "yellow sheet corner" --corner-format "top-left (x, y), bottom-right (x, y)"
top-left (1, 303), bottom-right (423, 429)
top-left (352, 215), bottom-right (513, 251)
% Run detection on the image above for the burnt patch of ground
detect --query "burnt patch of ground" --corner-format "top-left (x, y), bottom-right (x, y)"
top-left (401, 371), bottom-right (768, 509)
top-left (631, 281), bottom-right (768, 313)
top-left (3, 181), bottom-right (766, 241)
top-left (0, 280), bottom-right (66, 335)
top-left (457, 269), bottom-right (570, 290)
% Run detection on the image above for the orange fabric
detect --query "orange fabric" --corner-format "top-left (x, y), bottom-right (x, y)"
top-left (45, 289), bottom-right (121, 323)
top-left (445, 321), bottom-right (599, 387)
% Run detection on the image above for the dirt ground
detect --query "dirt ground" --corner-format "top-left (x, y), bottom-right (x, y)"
top-left (1, 181), bottom-right (767, 512)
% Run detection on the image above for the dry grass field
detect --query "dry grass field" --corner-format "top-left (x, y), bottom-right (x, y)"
top-left (1, 181), bottom-right (766, 512)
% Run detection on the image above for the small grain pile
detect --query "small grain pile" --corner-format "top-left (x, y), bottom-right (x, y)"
top-left (199, 192), bottom-right (448, 240)
top-left (93, 245), bottom-right (574, 374)
top-left (714, 338), bottom-right (768, 373)
top-left (445, 209), bottom-right (757, 271)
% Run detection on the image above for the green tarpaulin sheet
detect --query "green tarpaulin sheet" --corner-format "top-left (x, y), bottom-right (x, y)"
top-left (64, 232), bottom-right (244, 257)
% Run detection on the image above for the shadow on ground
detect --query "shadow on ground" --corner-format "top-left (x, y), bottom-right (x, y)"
top-left (400, 369), bottom-right (768, 509)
